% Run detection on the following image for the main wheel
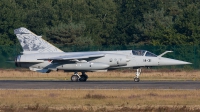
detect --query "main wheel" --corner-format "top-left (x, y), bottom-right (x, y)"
top-left (79, 75), bottom-right (88, 82)
top-left (71, 75), bottom-right (79, 82)
top-left (134, 78), bottom-right (140, 82)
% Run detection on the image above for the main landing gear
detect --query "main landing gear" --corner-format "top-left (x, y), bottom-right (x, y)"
top-left (71, 69), bottom-right (141, 82)
top-left (71, 72), bottom-right (88, 82)
top-left (134, 68), bottom-right (141, 82)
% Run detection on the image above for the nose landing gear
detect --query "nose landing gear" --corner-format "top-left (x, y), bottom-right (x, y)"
top-left (134, 68), bottom-right (141, 82)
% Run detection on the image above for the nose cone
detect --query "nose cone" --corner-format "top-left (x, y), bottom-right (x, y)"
top-left (159, 58), bottom-right (192, 66)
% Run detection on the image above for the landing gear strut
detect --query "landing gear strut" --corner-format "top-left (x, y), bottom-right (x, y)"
top-left (71, 72), bottom-right (88, 82)
top-left (134, 68), bottom-right (141, 82)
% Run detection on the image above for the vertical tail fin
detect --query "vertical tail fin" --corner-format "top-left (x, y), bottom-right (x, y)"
top-left (14, 27), bottom-right (63, 54)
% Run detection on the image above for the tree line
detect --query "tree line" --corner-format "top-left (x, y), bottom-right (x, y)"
top-left (1, 0), bottom-right (200, 47)
top-left (1, 0), bottom-right (200, 69)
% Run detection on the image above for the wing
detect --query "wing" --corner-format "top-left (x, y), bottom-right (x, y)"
top-left (38, 53), bottom-right (105, 61)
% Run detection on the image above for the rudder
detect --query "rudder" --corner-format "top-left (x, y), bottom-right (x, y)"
top-left (14, 27), bottom-right (63, 54)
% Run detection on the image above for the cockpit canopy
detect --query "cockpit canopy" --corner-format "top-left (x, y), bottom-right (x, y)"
top-left (132, 50), bottom-right (157, 57)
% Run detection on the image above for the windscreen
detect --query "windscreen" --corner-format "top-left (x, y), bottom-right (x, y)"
top-left (132, 50), bottom-right (146, 56)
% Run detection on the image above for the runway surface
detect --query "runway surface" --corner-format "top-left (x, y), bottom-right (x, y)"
top-left (0, 80), bottom-right (199, 89)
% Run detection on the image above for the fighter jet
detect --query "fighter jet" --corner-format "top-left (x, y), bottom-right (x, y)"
top-left (14, 27), bottom-right (191, 82)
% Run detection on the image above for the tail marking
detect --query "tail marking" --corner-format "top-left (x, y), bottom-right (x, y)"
top-left (14, 27), bottom-right (63, 54)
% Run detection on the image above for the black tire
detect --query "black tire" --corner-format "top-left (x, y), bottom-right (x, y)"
top-left (134, 78), bottom-right (140, 82)
top-left (71, 75), bottom-right (79, 82)
top-left (79, 75), bottom-right (88, 82)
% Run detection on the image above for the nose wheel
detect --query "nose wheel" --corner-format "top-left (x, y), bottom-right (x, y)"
top-left (134, 68), bottom-right (141, 82)
top-left (134, 78), bottom-right (140, 82)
